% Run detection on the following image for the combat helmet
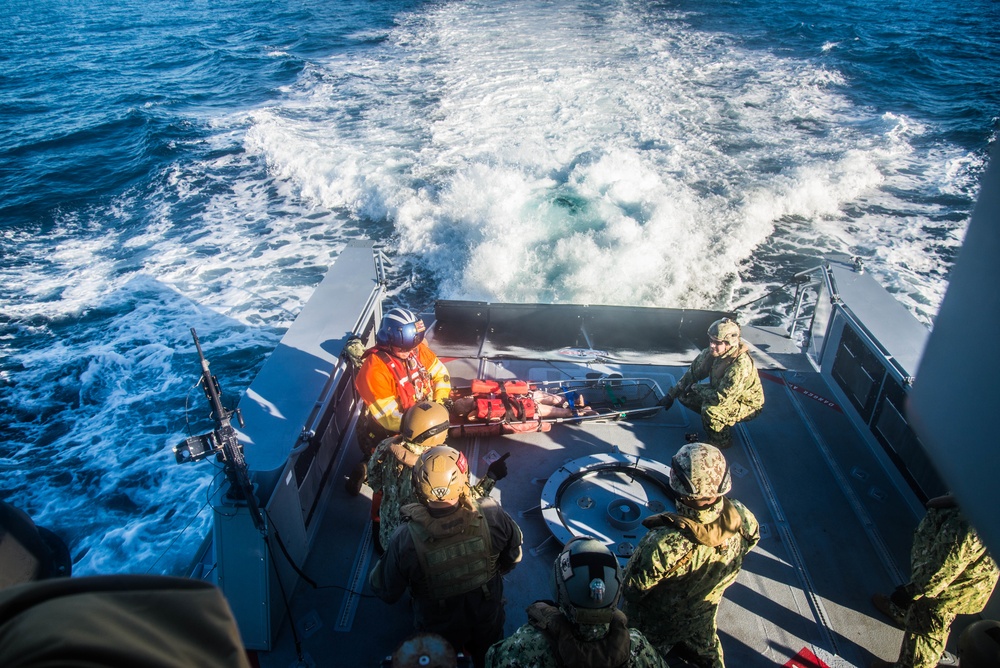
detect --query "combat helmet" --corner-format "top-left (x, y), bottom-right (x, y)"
top-left (377, 307), bottom-right (426, 352)
top-left (389, 633), bottom-right (459, 668)
top-left (670, 442), bottom-right (732, 501)
top-left (959, 619), bottom-right (1000, 668)
top-left (412, 445), bottom-right (469, 505)
top-left (552, 536), bottom-right (623, 626)
top-left (708, 318), bottom-right (741, 345)
top-left (400, 402), bottom-right (450, 447)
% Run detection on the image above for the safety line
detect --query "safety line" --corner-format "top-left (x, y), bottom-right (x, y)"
top-left (759, 370), bottom-right (842, 412)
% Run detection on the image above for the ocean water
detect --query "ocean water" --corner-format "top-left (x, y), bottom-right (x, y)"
top-left (1, 0), bottom-right (997, 576)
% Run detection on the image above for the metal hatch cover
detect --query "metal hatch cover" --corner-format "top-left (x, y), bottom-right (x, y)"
top-left (540, 449), bottom-right (676, 562)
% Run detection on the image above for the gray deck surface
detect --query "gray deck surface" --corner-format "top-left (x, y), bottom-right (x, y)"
top-left (251, 345), bottom-right (979, 668)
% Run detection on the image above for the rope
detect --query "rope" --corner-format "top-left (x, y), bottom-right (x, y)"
top-left (729, 278), bottom-right (800, 313)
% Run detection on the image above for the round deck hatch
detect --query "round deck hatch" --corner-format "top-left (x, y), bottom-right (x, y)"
top-left (540, 450), bottom-right (676, 561)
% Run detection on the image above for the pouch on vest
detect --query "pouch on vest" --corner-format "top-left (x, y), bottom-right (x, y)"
top-left (476, 398), bottom-right (507, 420)
top-left (471, 379), bottom-right (500, 394)
top-left (506, 396), bottom-right (536, 420)
top-left (526, 601), bottom-right (631, 668)
top-left (502, 380), bottom-right (530, 395)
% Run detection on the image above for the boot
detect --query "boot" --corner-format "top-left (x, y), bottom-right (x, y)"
top-left (871, 593), bottom-right (904, 628)
top-left (345, 461), bottom-right (367, 496)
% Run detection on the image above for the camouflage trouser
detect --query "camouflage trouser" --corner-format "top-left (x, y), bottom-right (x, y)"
top-left (893, 598), bottom-right (954, 668)
top-left (678, 387), bottom-right (762, 448)
top-left (640, 610), bottom-right (724, 668)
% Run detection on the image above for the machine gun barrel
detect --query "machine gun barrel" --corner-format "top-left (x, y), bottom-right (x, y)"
top-left (188, 328), bottom-right (266, 535)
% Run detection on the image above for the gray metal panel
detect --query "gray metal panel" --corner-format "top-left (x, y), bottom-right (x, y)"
top-left (828, 263), bottom-right (928, 378)
top-left (211, 241), bottom-right (379, 651)
top-left (909, 150), bottom-right (1000, 569)
top-left (239, 241), bottom-right (378, 479)
top-left (212, 488), bottom-right (270, 650)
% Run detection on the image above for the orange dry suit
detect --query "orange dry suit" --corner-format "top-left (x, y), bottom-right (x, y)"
top-left (354, 341), bottom-right (451, 435)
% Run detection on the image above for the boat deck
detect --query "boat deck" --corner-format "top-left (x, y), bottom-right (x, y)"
top-left (253, 347), bottom-right (956, 668)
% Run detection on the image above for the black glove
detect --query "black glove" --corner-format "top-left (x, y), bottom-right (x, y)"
top-left (925, 494), bottom-right (957, 510)
top-left (486, 453), bottom-right (510, 482)
top-left (889, 583), bottom-right (915, 609)
top-left (657, 394), bottom-right (674, 411)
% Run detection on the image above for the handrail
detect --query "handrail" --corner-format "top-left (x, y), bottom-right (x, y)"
top-left (731, 263), bottom-right (827, 340)
top-left (787, 265), bottom-right (827, 341)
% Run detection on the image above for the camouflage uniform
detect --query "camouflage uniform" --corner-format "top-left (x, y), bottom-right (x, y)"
top-left (886, 505), bottom-right (999, 668)
top-left (485, 611), bottom-right (667, 668)
top-left (621, 496), bottom-right (760, 667)
top-left (669, 343), bottom-right (764, 448)
top-left (367, 435), bottom-right (494, 549)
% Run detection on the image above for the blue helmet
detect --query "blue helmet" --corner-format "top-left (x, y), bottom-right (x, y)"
top-left (376, 307), bottom-right (426, 351)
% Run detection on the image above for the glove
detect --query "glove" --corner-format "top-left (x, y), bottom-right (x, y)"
top-left (344, 336), bottom-right (366, 370)
top-left (437, 397), bottom-right (455, 412)
top-left (657, 394), bottom-right (674, 411)
top-left (925, 494), bottom-right (957, 510)
top-left (889, 583), bottom-right (915, 609)
top-left (486, 453), bottom-right (510, 482)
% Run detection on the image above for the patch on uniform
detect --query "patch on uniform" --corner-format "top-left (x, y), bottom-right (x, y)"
top-left (454, 451), bottom-right (469, 474)
top-left (784, 647), bottom-right (831, 668)
top-left (558, 549), bottom-right (574, 581)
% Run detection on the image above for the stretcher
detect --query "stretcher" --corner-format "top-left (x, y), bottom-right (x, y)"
top-left (447, 374), bottom-right (666, 438)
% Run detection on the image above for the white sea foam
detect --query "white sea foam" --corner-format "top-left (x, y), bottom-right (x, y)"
top-left (241, 0), bottom-right (976, 320)
top-left (2, 0), bottom-right (983, 577)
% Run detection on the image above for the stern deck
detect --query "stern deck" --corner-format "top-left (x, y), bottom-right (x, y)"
top-left (257, 353), bottom-right (934, 668)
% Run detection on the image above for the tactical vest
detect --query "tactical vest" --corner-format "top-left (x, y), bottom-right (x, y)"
top-left (403, 501), bottom-right (495, 601)
top-left (642, 498), bottom-right (750, 550)
top-left (709, 343), bottom-right (749, 386)
top-left (369, 348), bottom-right (434, 411)
top-left (526, 601), bottom-right (632, 668)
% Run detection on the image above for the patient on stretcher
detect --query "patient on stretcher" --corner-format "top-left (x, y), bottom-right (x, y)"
top-left (450, 386), bottom-right (598, 422)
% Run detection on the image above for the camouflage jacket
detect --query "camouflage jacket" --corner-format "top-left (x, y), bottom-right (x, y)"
top-left (367, 436), bottom-right (495, 548)
top-left (908, 506), bottom-right (999, 613)
top-left (621, 497), bottom-right (759, 630)
top-left (485, 615), bottom-right (666, 668)
top-left (670, 344), bottom-right (764, 412)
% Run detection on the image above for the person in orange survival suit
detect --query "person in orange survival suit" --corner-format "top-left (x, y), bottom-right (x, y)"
top-left (346, 307), bottom-right (452, 496)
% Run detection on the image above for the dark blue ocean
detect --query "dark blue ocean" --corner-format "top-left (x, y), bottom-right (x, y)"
top-left (2, 0), bottom-right (997, 576)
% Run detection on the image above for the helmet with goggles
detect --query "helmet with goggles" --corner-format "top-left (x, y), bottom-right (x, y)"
top-left (552, 536), bottom-right (623, 626)
top-left (400, 402), bottom-right (450, 447)
top-left (412, 445), bottom-right (469, 506)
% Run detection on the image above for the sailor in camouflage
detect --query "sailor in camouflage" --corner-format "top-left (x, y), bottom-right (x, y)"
top-left (660, 318), bottom-right (764, 448)
top-left (485, 536), bottom-right (666, 668)
top-left (367, 402), bottom-right (504, 551)
top-left (621, 443), bottom-right (759, 668)
top-left (871, 494), bottom-right (999, 668)
top-left (370, 445), bottom-right (522, 668)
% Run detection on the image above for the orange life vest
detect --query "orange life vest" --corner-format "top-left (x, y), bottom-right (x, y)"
top-left (366, 347), bottom-right (434, 412)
